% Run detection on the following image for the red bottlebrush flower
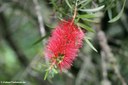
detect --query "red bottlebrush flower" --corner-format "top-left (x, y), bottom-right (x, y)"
top-left (45, 20), bottom-right (84, 70)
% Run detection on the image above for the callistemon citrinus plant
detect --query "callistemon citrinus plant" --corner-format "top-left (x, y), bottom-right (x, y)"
top-left (45, 20), bottom-right (84, 71)
top-left (43, 2), bottom-right (86, 79)
top-left (42, 0), bottom-right (125, 81)
top-left (46, 20), bottom-right (84, 70)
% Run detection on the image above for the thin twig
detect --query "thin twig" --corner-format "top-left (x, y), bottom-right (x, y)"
top-left (71, 6), bottom-right (77, 23)
top-left (33, 0), bottom-right (46, 45)
top-left (101, 51), bottom-right (108, 79)
top-left (71, 0), bottom-right (77, 24)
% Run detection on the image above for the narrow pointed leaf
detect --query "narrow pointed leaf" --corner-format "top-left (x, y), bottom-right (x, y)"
top-left (77, 23), bottom-right (94, 32)
top-left (85, 37), bottom-right (97, 52)
top-left (44, 71), bottom-right (49, 80)
top-left (108, 9), bottom-right (112, 19)
top-left (53, 68), bottom-right (58, 74)
top-left (32, 34), bottom-right (49, 46)
top-left (77, 14), bottom-right (96, 18)
top-left (108, 0), bottom-right (126, 23)
top-left (78, 0), bottom-right (87, 5)
top-left (82, 18), bottom-right (99, 23)
top-left (79, 5), bottom-right (105, 12)
top-left (80, 0), bottom-right (92, 9)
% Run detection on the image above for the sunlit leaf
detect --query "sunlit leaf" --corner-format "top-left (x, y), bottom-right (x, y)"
top-left (44, 70), bottom-right (49, 80)
top-left (82, 18), bottom-right (100, 23)
top-left (79, 5), bottom-right (105, 12)
top-left (108, 0), bottom-right (126, 23)
top-left (78, 0), bottom-right (87, 5)
top-left (77, 23), bottom-right (94, 32)
top-left (77, 14), bottom-right (96, 18)
top-left (53, 68), bottom-right (58, 74)
top-left (85, 37), bottom-right (98, 52)
top-left (77, 12), bottom-right (103, 19)
top-left (107, 9), bottom-right (112, 19)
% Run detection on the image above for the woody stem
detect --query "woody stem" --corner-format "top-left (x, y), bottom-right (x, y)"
top-left (71, 6), bottom-right (77, 24)
top-left (48, 60), bottom-right (56, 70)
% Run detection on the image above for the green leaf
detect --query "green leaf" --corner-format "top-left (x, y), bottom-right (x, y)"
top-left (31, 34), bottom-right (49, 46)
top-left (52, 68), bottom-right (58, 74)
top-left (85, 37), bottom-right (98, 52)
top-left (77, 23), bottom-right (94, 32)
top-left (108, 0), bottom-right (126, 23)
top-left (50, 0), bottom-right (59, 11)
top-left (65, 0), bottom-right (72, 9)
top-left (50, 0), bottom-right (70, 17)
top-left (79, 5), bottom-right (105, 12)
top-left (77, 14), bottom-right (96, 18)
top-left (79, 0), bottom-right (92, 9)
top-left (107, 9), bottom-right (112, 19)
top-left (45, 23), bottom-right (55, 28)
top-left (44, 70), bottom-right (49, 80)
top-left (82, 18), bottom-right (99, 23)
top-left (78, 0), bottom-right (87, 5)
top-left (77, 12), bottom-right (103, 19)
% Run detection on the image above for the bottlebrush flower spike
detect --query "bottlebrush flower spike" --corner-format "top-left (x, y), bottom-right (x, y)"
top-left (45, 20), bottom-right (84, 71)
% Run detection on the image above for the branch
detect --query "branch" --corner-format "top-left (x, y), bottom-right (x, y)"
top-left (33, 0), bottom-right (46, 45)
top-left (95, 17), bottom-right (127, 85)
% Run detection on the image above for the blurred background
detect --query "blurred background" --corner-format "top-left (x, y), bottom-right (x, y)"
top-left (0, 0), bottom-right (128, 85)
